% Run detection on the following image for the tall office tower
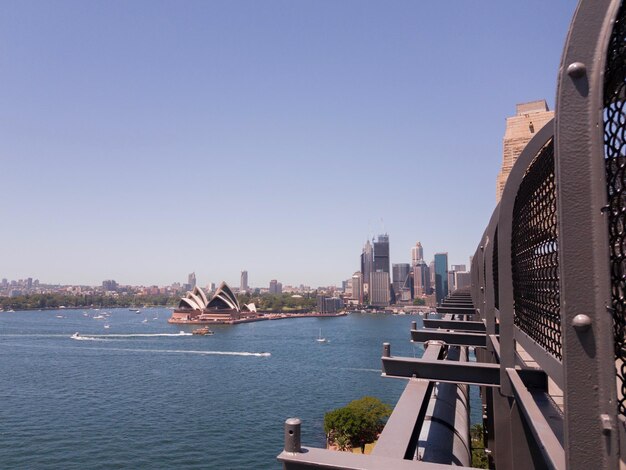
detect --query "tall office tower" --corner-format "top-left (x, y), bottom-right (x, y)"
top-left (429, 261), bottom-right (436, 289)
top-left (413, 263), bottom-right (428, 297)
top-left (369, 271), bottom-right (390, 307)
top-left (240, 270), bottom-right (248, 292)
top-left (496, 100), bottom-right (554, 202)
top-left (188, 272), bottom-right (196, 289)
top-left (269, 279), bottom-right (279, 294)
top-left (352, 272), bottom-right (364, 304)
top-left (448, 271), bottom-right (456, 294)
top-left (451, 264), bottom-right (466, 273)
top-left (411, 242), bottom-right (424, 266)
top-left (392, 263), bottom-right (410, 298)
top-left (373, 234), bottom-right (390, 274)
top-left (361, 240), bottom-right (374, 287)
top-left (434, 253), bottom-right (449, 305)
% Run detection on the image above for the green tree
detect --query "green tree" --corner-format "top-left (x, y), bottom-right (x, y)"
top-left (413, 298), bottom-right (426, 306)
top-left (324, 396), bottom-right (391, 453)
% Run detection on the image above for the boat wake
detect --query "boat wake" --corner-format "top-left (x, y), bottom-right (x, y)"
top-left (68, 344), bottom-right (271, 357)
top-left (70, 331), bottom-right (192, 340)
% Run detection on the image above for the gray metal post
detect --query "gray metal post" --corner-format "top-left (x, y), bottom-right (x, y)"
top-left (411, 321), bottom-right (417, 331)
top-left (555, 0), bottom-right (621, 468)
top-left (284, 418), bottom-right (302, 453)
top-left (383, 342), bottom-right (391, 358)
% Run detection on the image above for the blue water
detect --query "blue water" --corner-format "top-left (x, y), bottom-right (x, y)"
top-left (0, 309), bottom-right (480, 469)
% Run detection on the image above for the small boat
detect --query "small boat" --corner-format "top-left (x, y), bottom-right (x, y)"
top-left (192, 327), bottom-right (214, 336)
top-left (316, 328), bottom-right (327, 343)
top-left (104, 324), bottom-right (110, 329)
top-left (129, 308), bottom-right (140, 313)
top-left (142, 318), bottom-right (148, 323)
top-left (93, 314), bottom-right (106, 320)
top-left (71, 332), bottom-right (80, 339)
top-left (55, 315), bottom-right (64, 319)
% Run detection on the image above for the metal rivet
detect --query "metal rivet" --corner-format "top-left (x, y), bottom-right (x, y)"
top-left (572, 314), bottom-right (592, 331)
top-left (567, 62), bottom-right (586, 79)
top-left (601, 414), bottom-right (612, 434)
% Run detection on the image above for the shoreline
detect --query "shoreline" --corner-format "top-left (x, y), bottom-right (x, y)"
top-left (167, 311), bottom-right (348, 325)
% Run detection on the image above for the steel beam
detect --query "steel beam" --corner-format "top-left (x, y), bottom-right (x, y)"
top-left (278, 447), bottom-right (474, 470)
top-left (507, 368), bottom-right (565, 470)
top-left (373, 344), bottom-right (442, 459)
top-left (436, 306), bottom-right (476, 314)
top-left (422, 319), bottom-right (491, 332)
top-left (411, 329), bottom-right (487, 347)
top-left (382, 355), bottom-right (546, 389)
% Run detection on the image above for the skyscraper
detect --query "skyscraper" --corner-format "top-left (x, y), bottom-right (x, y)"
top-left (413, 262), bottom-right (429, 297)
top-left (373, 234), bottom-right (390, 274)
top-left (351, 272), bottom-right (364, 304)
top-left (370, 271), bottom-right (390, 307)
top-left (392, 263), bottom-right (410, 298)
top-left (434, 253), bottom-right (449, 305)
top-left (240, 270), bottom-right (248, 292)
top-left (188, 272), bottom-right (196, 290)
top-left (496, 100), bottom-right (554, 202)
top-left (269, 280), bottom-right (282, 295)
top-left (361, 240), bottom-right (374, 287)
top-left (411, 242), bottom-right (424, 266)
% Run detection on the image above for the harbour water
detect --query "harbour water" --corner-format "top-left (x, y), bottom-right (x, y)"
top-left (0, 308), bottom-right (479, 469)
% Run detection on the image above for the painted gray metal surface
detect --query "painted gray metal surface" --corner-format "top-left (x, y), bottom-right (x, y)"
top-left (555, 0), bottom-right (621, 468)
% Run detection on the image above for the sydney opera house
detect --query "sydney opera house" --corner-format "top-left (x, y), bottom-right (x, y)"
top-left (168, 282), bottom-right (258, 324)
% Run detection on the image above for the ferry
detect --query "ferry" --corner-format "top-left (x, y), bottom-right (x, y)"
top-left (192, 327), bottom-right (214, 336)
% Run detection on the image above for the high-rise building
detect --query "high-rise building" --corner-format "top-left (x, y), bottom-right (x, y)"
top-left (411, 242), bottom-right (424, 267)
top-left (370, 271), bottom-right (390, 307)
top-left (413, 262), bottom-right (429, 297)
top-left (451, 264), bottom-right (466, 273)
top-left (102, 279), bottom-right (118, 291)
top-left (269, 280), bottom-right (282, 295)
top-left (360, 240), bottom-right (374, 288)
top-left (392, 263), bottom-right (410, 299)
top-left (188, 272), bottom-right (196, 290)
top-left (351, 272), bottom-right (364, 304)
top-left (373, 234), bottom-right (390, 274)
top-left (496, 100), bottom-right (554, 202)
top-left (240, 270), bottom-right (248, 292)
top-left (434, 253), bottom-right (449, 304)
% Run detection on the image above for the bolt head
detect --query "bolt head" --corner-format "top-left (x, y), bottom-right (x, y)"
top-left (572, 314), bottom-right (592, 331)
top-left (567, 62), bottom-right (586, 79)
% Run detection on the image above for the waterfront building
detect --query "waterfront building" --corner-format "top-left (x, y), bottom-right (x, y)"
top-left (240, 270), bottom-right (248, 292)
top-left (434, 252), bottom-right (449, 305)
top-left (496, 100), bottom-right (554, 202)
top-left (351, 272), bottom-right (364, 304)
top-left (369, 270), bottom-right (390, 307)
top-left (317, 295), bottom-right (344, 314)
top-left (170, 283), bottom-right (257, 324)
top-left (411, 241), bottom-right (424, 266)
top-left (360, 240), bottom-right (374, 288)
top-left (392, 263), bottom-right (410, 300)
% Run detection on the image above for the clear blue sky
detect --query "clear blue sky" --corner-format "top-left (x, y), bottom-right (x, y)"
top-left (1, 1), bottom-right (578, 288)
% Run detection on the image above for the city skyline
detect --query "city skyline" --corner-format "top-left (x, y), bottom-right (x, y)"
top-left (0, 1), bottom-right (578, 287)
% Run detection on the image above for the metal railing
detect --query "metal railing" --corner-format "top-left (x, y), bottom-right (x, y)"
top-left (277, 1), bottom-right (626, 468)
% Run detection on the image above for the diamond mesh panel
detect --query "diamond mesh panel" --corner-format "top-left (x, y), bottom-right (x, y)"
top-left (604, 1), bottom-right (626, 417)
top-left (493, 227), bottom-right (499, 311)
top-left (511, 140), bottom-right (561, 360)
